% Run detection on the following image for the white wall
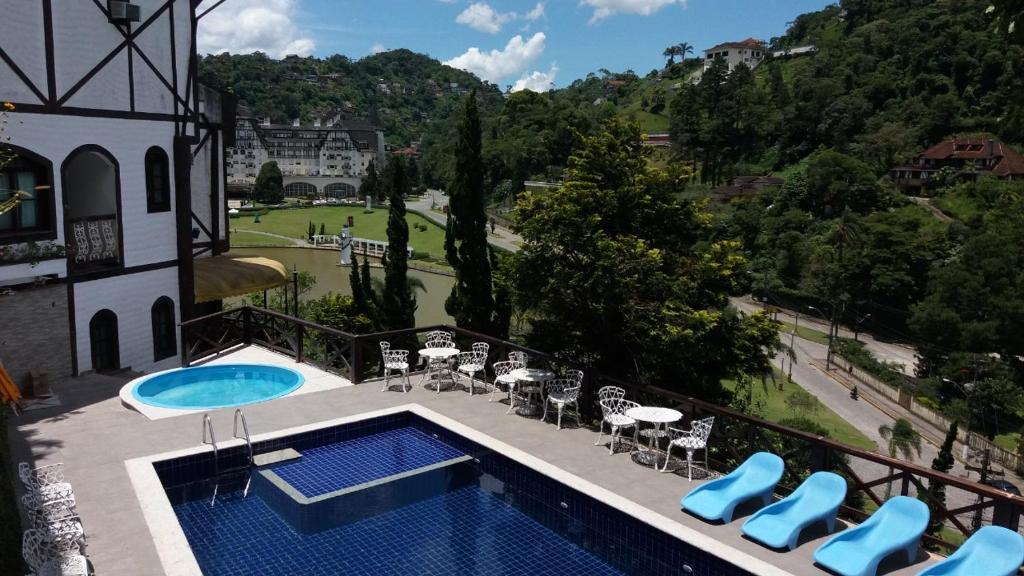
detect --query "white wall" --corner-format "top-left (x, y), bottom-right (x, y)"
top-left (73, 267), bottom-right (180, 374)
top-left (0, 112), bottom-right (180, 279)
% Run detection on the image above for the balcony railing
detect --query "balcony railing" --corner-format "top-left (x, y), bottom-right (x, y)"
top-left (67, 214), bottom-right (118, 271)
top-left (180, 305), bottom-right (1024, 554)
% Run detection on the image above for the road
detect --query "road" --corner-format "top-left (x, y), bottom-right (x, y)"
top-left (732, 296), bottom-right (919, 376)
top-left (767, 323), bottom-right (1015, 530)
top-left (408, 191), bottom-right (523, 253)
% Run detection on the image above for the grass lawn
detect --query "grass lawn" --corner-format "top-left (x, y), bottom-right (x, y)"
top-left (231, 206), bottom-right (447, 260)
top-left (994, 432), bottom-right (1019, 452)
top-left (723, 376), bottom-right (878, 451)
top-left (229, 230), bottom-right (293, 247)
top-left (779, 321), bottom-right (831, 346)
top-left (0, 411), bottom-right (22, 575)
top-left (932, 189), bottom-right (982, 221)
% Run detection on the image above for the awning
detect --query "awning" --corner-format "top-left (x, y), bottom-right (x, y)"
top-left (194, 255), bottom-right (288, 303)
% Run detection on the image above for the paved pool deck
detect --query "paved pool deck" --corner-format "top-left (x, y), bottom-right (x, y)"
top-left (6, 345), bottom-right (942, 576)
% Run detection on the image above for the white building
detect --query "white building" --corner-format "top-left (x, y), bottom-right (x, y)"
top-left (703, 38), bottom-right (768, 73)
top-left (0, 0), bottom-right (283, 383)
top-left (227, 110), bottom-right (386, 199)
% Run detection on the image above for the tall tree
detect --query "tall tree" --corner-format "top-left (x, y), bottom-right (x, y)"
top-left (676, 42), bottom-right (694, 61)
top-left (879, 419), bottom-right (923, 498)
top-left (349, 252), bottom-right (370, 318)
top-left (920, 421), bottom-right (958, 543)
top-left (512, 119), bottom-right (779, 399)
top-left (360, 159), bottom-right (381, 202)
top-left (445, 91), bottom-right (501, 334)
top-left (380, 156), bottom-right (416, 330)
top-left (662, 45), bottom-right (681, 67)
top-left (254, 161), bottom-right (284, 204)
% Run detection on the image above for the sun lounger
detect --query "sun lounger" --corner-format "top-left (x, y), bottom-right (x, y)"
top-left (813, 496), bottom-right (929, 576)
top-left (916, 525), bottom-right (1024, 576)
top-left (681, 451), bottom-right (784, 523)
top-left (742, 471), bottom-right (847, 550)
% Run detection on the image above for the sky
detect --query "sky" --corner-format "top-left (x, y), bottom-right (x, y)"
top-left (196, 0), bottom-right (832, 91)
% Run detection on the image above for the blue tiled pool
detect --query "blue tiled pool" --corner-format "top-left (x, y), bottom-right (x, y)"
top-left (156, 413), bottom-right (753, 576)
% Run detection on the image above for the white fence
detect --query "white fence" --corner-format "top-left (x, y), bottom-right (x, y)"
top-left (311, 235), bottom-right (414, 258)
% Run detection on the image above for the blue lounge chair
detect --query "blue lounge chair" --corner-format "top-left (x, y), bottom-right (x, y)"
top-left (681, 451), bottom-right (784, 523)
top-left (741, 471), bottom-right (847, 550)
top-left (916, 526), bottom-right (1024, 576)
top-left (813, 496), bottom-right (929, 576)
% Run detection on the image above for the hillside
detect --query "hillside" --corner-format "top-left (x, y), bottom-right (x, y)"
top-left (197, 49), bottom-right (504, 145)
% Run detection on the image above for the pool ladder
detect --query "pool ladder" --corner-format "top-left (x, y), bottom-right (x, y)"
top-left (201, 410), bottom-right (255, 506)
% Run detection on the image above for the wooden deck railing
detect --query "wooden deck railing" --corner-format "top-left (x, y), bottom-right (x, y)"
top-left (180, 305), bottom-right (1024, 553)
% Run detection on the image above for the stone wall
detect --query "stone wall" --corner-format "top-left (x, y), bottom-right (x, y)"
top-left (0, 282), bottom-right (72, 391)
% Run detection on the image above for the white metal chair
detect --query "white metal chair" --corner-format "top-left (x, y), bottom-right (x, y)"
top-left (595, 398), bottom-right (639, 454)
top-left (19, 463), bottom-right (74, 503)
top-left (566, 369), bottom-right (584, 387)
top-left (490, 360), bottom-right (523, 403)
top-left (22, 529), bottom-right (89, 576)
top-left (380, 348), bottom-right (411, 393)
top-left (471, 342), bottom-right (490, 357)
top-left (508, 350), bottom-right (529, 366)
top-left (542, 379), bottom-right (581, 429)
top-left (424, 330), bottom-right (454, 349)
top-left (662, 416), bottom-right (715, 480)
top-left (455, 351), bottom-right (487, 395)
top-left (23, 493), bottom-right (78, 527)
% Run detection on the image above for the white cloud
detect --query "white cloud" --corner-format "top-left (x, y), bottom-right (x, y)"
top-left (370, 42), bottom-right (386, 54)
top-left (456, 3), bottom-right (515, 34)
top-left (512, 63), bottom-right (558, 92)
top-left (444, 33), bottom-right (546, 83)
top-left (196, 0), bottom-right (315, 58)
top-left (582, 0), bottom-right (685, 23)
top-left (524, 3), bottom-right (545, 21)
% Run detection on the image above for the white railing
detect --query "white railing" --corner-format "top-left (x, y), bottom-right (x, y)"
top-left (311, 235), bottom-right (414, 258)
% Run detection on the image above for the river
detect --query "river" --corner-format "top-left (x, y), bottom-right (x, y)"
top-left (229, 247), bottom-right (455, 327)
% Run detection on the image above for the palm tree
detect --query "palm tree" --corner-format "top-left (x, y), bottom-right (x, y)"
top-left (662, 45), bottom-right (681, 67)
top-left (677, 42), bottom-right (694, 62)
top-left (878, 419), bottom-right (923, 498)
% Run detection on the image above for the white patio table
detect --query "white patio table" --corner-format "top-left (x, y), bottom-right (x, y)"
top-left (508, 368), bottom-right (555, 416)
top-left (418, 347), bottom-right (460, 393)
top-left (625, 406), bottom-right (683, 468)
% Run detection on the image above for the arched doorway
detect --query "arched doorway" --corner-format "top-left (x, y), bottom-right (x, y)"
top-left (62, 146), bottom-right (121, 272)
top-left (89, 309), bottom-right (120, 372)
top-left (323, 182), bottom-right (356, 198)
top-left (284, 182), bottom-right (317, 198)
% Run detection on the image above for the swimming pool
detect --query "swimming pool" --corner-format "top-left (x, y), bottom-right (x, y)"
top-left (130, 364), bottom-right (304, 410)
top-left (150, 410), bottom-right (760, 576)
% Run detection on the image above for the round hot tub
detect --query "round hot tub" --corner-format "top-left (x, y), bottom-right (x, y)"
top-left (130, 364), bottom-right (304, 410)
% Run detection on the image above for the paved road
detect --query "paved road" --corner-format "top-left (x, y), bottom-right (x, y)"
top-left (408, 191), bottom-right (523, 253)
top-left (771, 329), bottom-right (1014, 530)
top-left (732, 296), bottom-right (919, 376)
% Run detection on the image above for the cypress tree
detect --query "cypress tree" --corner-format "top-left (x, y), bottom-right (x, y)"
top-left (350, 252), bottom-right (368, 315)
top-left (360, 160), bottom-right (380, 201)
top-left (381, 155), bottom-right (416, 330)
top-left (445, 90), bottom-right (500, 334)
top-left (361, 253), bottom-right (376, 307)
top-left (319, 222), bottom-right (326, 236)
top-left (921, 421), bottom-right (958, 543)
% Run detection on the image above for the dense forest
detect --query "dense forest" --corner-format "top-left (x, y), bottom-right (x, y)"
top-left (200, 0), bottom-right (1024, 441)
top-left (198, 49), bottom-right (504, 145)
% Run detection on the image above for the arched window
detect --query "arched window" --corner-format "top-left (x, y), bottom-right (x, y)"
top-left (89, 309), bottom-right (120, 372)
top-left (145, 147), bottom-right (170, 213)
top-left (151, 296), bottom-right (177, 361)
top-left (0, 146), bottom-right (54, 243)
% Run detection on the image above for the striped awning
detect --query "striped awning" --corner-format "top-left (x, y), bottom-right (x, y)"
top-left (193, 255), bottom-right (288, 303)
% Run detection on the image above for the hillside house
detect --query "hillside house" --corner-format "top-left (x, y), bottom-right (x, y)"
top-left (703, 38), bottom-right (767, 73)
top-left (892, 138), bottom-right (1024, 193)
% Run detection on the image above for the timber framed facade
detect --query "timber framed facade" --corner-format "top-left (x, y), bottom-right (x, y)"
top-left (0, 0), bottom-right (238, 382)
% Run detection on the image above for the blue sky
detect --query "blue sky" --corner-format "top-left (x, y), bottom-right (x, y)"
top-left (197, 0), bottom-right (832, 90)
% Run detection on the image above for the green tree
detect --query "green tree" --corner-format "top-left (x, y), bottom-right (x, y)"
top-left (254, 161), bottom-right (284, 204)
top-left (380, 157), bottom-right (416, 330)
top-left (920, 421), bottom-right (957, 544)
top-left (349, 252), bottom-right (373, 322)
top-left (802, 149), bottom-right (882, 217)
top-left (319, 222), bottom-right (326, 236)
top-left (445, 91), bottom-right (501, 335)
top-left (405, 157), bottom-right (420, 190)
top-left (359, 160), bottom-right (380, 201)
top-left (512, 120), bottom-right (780, 399)
top-left (878, 419), bottom-right (923, 498)
top-left (307, 292), bottom-right (373, 334)
top-left (663, 45), bottom-right (681, 67)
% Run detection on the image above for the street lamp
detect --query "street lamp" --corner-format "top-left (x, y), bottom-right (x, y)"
top-left (807, 305), bottom-right (835, 370)
top-left (853, 313), bottom-right (871, 342)
top-left (944, 377), bottom-right (976, 460)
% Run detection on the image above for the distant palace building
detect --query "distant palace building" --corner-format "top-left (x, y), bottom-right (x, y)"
top-left (228, 109), bottom-right (386, 199)
top-left (703, 38), bottom-right (768, 73)
top-left (892, 138), bottom-right (1024, 194)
